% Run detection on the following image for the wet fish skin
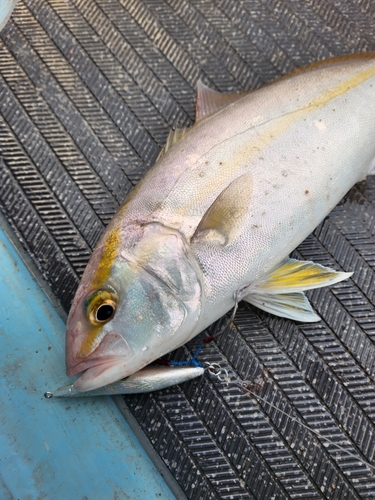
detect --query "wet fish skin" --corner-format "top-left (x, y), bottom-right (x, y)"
top-left (66, 54), bottom-right (375, 392)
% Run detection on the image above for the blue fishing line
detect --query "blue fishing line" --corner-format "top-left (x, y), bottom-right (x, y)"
top-left (167, 300), bottom-right (240, 368)
top-left (169, 344), bottom-right (203, 367)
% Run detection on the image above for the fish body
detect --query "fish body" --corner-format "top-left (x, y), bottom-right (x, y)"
top-left (66, 54), bottom-right (375, 392)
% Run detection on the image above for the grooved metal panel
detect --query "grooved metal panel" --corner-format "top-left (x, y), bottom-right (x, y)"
top-left (1, 0), bottom-right (375, 498)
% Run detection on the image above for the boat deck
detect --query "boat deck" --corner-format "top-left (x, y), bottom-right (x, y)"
top-left (1, 1), bottom-right (375, 498)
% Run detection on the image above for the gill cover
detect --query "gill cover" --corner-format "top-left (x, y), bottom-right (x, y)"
top-left (66, 223), bottom-right (202, 391)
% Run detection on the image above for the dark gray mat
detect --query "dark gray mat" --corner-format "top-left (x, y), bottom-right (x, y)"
top-left (1, 1), bottom-right (375, 498)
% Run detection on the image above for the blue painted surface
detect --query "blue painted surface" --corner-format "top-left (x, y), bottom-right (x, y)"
top-left (0, 0), bottom-right (18, 32)
top-left (0, 226), bottom-right (176, 500)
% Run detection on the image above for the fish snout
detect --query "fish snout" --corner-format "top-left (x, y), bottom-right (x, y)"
top-left (65, 331), bottom-right (131, 379)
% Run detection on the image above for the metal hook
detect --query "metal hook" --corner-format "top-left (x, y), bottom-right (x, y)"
top-left (205, 362), bottom-right (229, 382)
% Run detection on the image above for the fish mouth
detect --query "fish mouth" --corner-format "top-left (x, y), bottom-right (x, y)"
top-left (67, 355), bottom-right (118, 378)
top-left (66, 332), bottom-right (136, 391)
top-left (70, 357), bottom-right (134, 392)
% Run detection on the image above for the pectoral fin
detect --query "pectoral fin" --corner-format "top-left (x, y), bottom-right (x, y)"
top-left (243, 258), bottom-right (351, 322)
top-left (191, 172), bottom-right (253, 246)
top-left (244, 292), bottom-right (320, 322)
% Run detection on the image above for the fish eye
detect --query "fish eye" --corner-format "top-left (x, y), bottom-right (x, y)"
top-left (96, 303), bottom-right (114, 322)
top-left (85, 289), bottom-right (117, 325)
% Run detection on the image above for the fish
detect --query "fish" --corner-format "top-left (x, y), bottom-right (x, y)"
top-left (65, 53), bottom-right (375, 392)
top-left (45, 365), bottom-right (204, 398)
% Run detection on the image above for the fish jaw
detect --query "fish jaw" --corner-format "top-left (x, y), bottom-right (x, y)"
top-left (72, 360), bottom-right (126, 392)
top-left (66, 331), bottom-right (130, 377)
top-left (67, 330), bottom-right (161, 392)
top-left (66, 326), bottom-right (137, 391)
top-left (67, 322), bottom-right (200, 392)
top-left (72, 358), bottom-right (139, 392)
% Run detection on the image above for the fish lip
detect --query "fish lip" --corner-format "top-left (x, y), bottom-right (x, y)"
top-left (66, 337), bottom-right (135, 391)
top-left (66, 331), bottom-right (131, 378)
top-left (72, 358), bottom-right (137, 392)
top-left (66, 356), bottom-right (118, 378)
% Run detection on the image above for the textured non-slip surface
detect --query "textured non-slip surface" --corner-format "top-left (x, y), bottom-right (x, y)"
top-left (1, 1), bottom-right (375, 498)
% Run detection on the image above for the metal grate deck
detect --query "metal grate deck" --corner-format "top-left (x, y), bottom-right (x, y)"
top-left (1, 1), bottom-right (375, 498)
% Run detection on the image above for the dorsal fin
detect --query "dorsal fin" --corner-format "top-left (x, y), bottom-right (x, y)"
top-left (196, 80), bottom-right (249, 122)
top-left (157, 82), bottom-right (250, 160)
top-left (157, 127), bottom-right (189, 161)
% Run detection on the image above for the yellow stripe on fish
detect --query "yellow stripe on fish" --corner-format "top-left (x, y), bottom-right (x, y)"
top-left (159, 57), bottom-right (375, 223)
top-left (78, 227), bottom-right (121, 358)
top-left (91, 228), bottom-right (121, 289)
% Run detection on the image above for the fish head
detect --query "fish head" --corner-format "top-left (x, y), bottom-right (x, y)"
top-left (66, 222), bottom-right (202, 391)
